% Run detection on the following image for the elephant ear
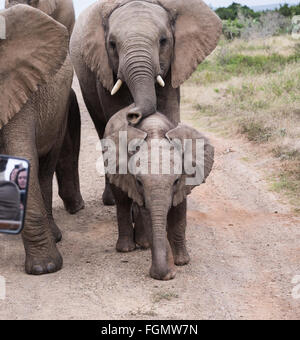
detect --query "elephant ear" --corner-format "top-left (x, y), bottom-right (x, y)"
top-left (5, 0), bottom-right (57, 15)
top-left (0, 4), bottom-right (69, 129)
top-left (159, 0), bottom-right (222, 88)
top-left (78, 0), bottom-right (123, 92)
top-left (166, 123), bottom-right (214, 206)
top-left (105, 124), bottom-right (148, 207)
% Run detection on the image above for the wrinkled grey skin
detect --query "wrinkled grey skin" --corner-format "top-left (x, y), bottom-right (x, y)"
top-left (104, 106), bottom-right (214, 280)
top-left (0, 5), bottom-right (76, 275)
top-left (70, 0), bottom-right (222, 205)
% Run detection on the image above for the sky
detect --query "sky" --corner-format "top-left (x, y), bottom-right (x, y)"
top-left (0, 0), bottom-right (299, 12)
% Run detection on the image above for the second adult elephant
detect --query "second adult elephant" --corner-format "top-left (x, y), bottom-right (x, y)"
top-left (70, 0), bottom-right (222, 204)
top-left (0, 5), bottom-right (75, 274)
top-left (6, 0), bottom-right (84, 215)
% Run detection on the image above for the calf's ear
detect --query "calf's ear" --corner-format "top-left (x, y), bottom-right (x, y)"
top-left (166, 123), bottom-right (214, 206)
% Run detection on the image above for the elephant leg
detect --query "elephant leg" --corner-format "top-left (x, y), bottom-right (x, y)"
top-left (102, 176), bottom-right (115, 206)
top-left (111, 184), bottom-right (135, 252)
top-left (167, 199), bottom-right (190, 266)
top-left (56, 89), bottom-right (85, 214)
top-left (80, 83), bottom-right (115, 206)
top-left (39, 149), bottom-right (62, 243)
top-left (0, 135), bottom-right (63, 275)
top-left (132, 204), bottom-right (151, 249)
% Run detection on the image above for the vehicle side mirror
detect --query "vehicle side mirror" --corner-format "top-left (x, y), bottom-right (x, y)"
top-left (0, 155), bottom-right (30, 234)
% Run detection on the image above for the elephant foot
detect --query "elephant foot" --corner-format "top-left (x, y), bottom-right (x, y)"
top-left (134, 228), bottom-right (150, 249)
top-left (173, 247), bottom-right (190, 266)
top-left (50, 221), bottom-right (62, 243)
top-left (174, 253), bottom-right (190, 266)
top-left (102, 186), bottom-right (115, 206)
top-left (149, 265), bottom-right (177, 281)
top-left (150, 242), bottom-right (177, 280)
top-left (63, 195), bottom-right (85, 215)
top-left (25, 244), bottom-right (63, 275)
top-left (116, 236), bottom-right (136, 252)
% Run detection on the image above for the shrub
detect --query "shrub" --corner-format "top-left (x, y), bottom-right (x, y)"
top-left (222, 19), bottom-right (244, 40)
top-left (239, 120), bottom-right (273, 143)
top-left (239, 12), bottom-right (292, 40)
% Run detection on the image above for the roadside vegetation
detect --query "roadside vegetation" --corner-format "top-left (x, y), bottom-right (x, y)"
top-left (183, 3), bottom-right (300, 210)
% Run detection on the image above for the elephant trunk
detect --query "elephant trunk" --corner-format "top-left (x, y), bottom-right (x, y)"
top-left (148, 198), bottom-right (175, 280)
top-left (119, 39), bottom-right (157, 125)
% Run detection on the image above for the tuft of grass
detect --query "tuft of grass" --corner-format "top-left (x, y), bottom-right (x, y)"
top-left (239, 120), bottom-right (273, 143)
top-left (294, 42), bottom-right (300, 56)
top-left (271, 148), bottom-right (300, 204)
top-left (273, 146), bottom-right (300, 161)
top-left (193, 103), bottom-right (218, 117)
top-left (152, 291), bottom-right (179, 303)
top-left (271, 166), bottom-right (300, 196)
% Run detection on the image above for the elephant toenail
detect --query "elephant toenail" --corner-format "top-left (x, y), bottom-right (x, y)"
top-left (32, 265), bottom-right (44, 275)
top-left (47, 263), bottom-right (56, 273)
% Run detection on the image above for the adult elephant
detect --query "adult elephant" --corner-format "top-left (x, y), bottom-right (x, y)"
top-left (5, 0), bottom-right (75, 35)
top-left (0, 5), bottom-right (76, 274)
top-left (5, 0), bottom-right (84, 215)
top-left (70, 0), bottom-right (222, 204)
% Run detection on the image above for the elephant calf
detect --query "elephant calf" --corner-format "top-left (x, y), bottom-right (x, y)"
top-left (104, 105), bottom-right (214, 280)
top-left (0, 5), bottom-right (80, 275)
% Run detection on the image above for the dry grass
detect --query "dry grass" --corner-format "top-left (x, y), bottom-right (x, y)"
top-left (183, 35), bottom-right (300, 210)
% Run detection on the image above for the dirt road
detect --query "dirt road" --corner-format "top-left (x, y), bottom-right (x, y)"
top-left (0, 79), bottom-right (299, 320)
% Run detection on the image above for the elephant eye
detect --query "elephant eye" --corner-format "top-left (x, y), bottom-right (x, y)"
top-left (109, 41), bottom-right (116, 50)
top-left (159, 37), bottom-right (168, 47)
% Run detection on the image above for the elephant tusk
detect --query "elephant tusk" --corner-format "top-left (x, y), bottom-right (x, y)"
top-left (157, 75), bottom-right (165, 88)
top-left (111, 79), bottom-right (123, 95)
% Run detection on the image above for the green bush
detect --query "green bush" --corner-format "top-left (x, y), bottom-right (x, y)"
top-left (216, 2), bottom-right (259, 20)
top-left (278, 3), bottom-right (300, 17)
top-left (222, 19), bottom-right (244, 39)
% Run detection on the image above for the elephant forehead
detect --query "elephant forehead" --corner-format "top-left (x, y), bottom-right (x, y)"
top-left (139, 114), bottom-right (174, 137)
top-left (109, 1), bottom-right (169, 35)
top-left (146, 139), bottom-right (182, 168)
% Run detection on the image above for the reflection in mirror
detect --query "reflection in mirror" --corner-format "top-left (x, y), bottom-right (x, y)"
top-left (0, 155), bottom-right (30, 234)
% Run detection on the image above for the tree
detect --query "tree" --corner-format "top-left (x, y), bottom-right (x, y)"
top-left (216, 2), bottom-right (259, 21)
top-left (278, 4), bottom-right (292, 17)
